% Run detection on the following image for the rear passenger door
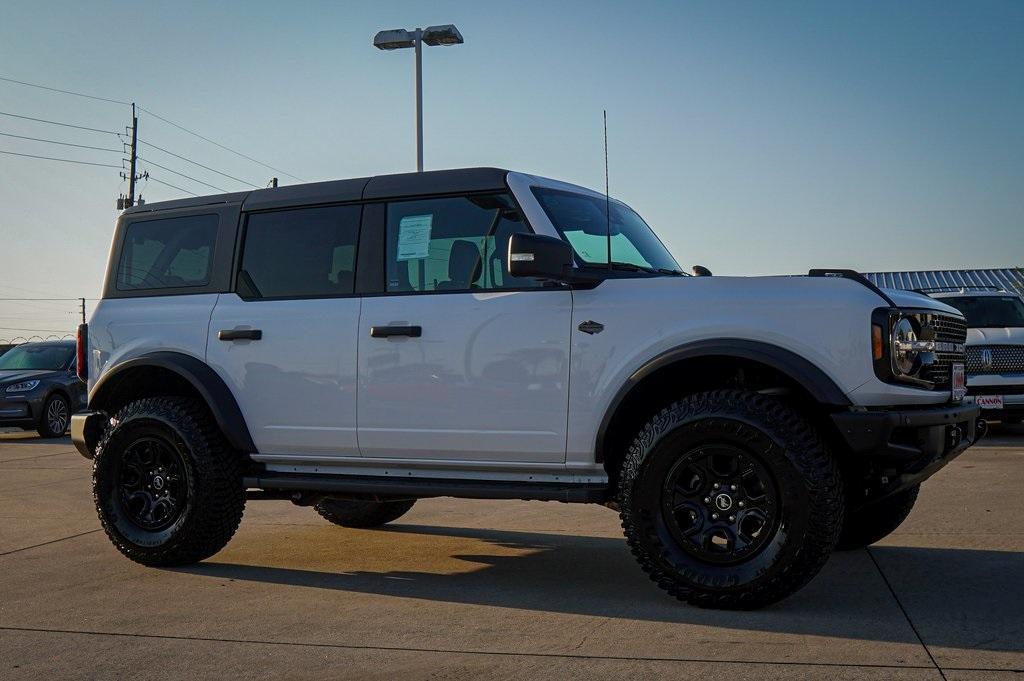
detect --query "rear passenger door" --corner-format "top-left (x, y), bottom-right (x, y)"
top-left (357, 193), bottom-right (573, 463)
top-left (206, 204), bottom-right (362, 458)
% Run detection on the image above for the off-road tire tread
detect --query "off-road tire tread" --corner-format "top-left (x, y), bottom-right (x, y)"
top-left (93, 396), bottom-right (245, 566)
top-left (314, 498), bottom-right (416, 528)
top-left (619, 389), bottom-right (843, 609)
top-left (836, 485), bottom-right (919, 550)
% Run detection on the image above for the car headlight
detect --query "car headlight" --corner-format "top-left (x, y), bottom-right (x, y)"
top-left (5, 380), bottom-right (40, 393)
top-left (872, 310), bottom-right (942, 386)
top-left (891, 316), bottom-right (920, 375)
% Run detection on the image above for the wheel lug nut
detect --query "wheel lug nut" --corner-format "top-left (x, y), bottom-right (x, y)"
top-left (729, 515), bottom-right (736, 522)
top-left (713, 483), bottom-right (720, 489)
top-left (730, 484), bottom-right (737, 491)
top-left (738, 501), bottom-right (745, 507)
top-left (711, 513), bottom-right (719, 520)
top-left (703, 497), bottom-right (710, 503)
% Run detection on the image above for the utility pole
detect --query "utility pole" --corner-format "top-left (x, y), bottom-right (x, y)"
top-left (118, 103), bottom-right (144, 210)
top-left (79, 298), bottom-right (86, 325)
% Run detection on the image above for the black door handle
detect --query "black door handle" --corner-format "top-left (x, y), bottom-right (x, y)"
top-left (218, 329), bottom-right (263, 341)
top-left (370, 325), bottom-right (422, 338)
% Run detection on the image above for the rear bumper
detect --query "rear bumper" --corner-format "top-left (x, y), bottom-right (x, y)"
top-left (71, 410), bottom-right (106, 459)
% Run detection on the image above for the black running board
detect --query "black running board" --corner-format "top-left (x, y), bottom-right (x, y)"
top-left (243, 472), bottom-right (609, 504)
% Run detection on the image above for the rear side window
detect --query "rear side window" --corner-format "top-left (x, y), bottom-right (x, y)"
top-left (238, 205), bottom-right (362, 299)
top-left (117, 214), bottom-right (219, 290)
top-left (384, 193), bottom-right (540, 293)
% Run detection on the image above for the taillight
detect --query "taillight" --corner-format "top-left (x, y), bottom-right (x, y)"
top-left (76, 323), bottom-right (88, 382)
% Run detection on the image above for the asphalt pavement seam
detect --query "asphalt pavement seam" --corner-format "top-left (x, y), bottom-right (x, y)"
top-left (0, 529), bottom-right (101, 557)
top-left (3, 625), bottom-right (1019, 672)
top-left (0, 449), bottom-right (77, 463)
top-left (866, 547), bottom-right (948, 681)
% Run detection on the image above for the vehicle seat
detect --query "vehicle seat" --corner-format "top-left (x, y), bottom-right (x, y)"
top-left (437, 240), bottom-right (482, 290)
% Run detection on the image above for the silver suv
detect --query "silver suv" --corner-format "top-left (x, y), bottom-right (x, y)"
top-left (72, 168), bottom-right (983, 609)
top-left (927, 287), bottom-right (1024, 423)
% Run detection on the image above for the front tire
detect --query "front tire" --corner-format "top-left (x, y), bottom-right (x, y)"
top-left (36, 393), bottom-right (70, 438)
top-left (314, 498), bottom-right (416, 528)
top-left (619, 390), bottom-right (843, 609)
top-left (836, 485), bottom-right (919, 550)
top-left (93, 397), bottom-right (245, 566)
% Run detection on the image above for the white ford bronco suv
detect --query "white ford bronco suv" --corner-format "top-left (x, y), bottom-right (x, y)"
top-left (72, 168), bottom-right (984, 609)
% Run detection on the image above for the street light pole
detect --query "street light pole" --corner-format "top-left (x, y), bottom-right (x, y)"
top-left (374, 24), bottom-right (464, 173)
top-left (414, 28), bottom-right (424, 172)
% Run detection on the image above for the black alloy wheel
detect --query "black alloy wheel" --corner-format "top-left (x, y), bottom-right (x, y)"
top-left (662, 445), bottom-right (780, 565)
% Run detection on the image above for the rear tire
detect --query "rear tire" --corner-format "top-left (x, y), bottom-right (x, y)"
top-left (619, 390), bottom-right (843, 609)
top-left (314, 498), bottom-right (416, 528)
top-left (93, 397), bottom-right (245, 566)
top-left (836, 485), bottom-right (919, 550)
top-left (36, 393), bottom-right (70, 438)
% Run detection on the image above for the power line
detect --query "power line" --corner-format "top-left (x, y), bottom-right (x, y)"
top-left (138, 106), bottom-right (303, 182)
top-left (0, 298), bottom-right (96, 301)
top-left (146, 176), bottom-right (198, 196)
top-left (0, 110), bottom-right (120, 135)
top-left (0, 75), bottom-right (130, 105)
top-left (139, 138), bottom-right (259, 188)
top-left (0, 131), bottom-right (122, 153)
top-left (138, 156), bottom-right (228, 193)
top-left (0, 149), bottom-right (121, 168)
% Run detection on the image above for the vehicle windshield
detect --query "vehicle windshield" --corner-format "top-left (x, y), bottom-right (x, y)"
top-left (0, 344), bottom-right (73, 371)
top-left (532, 188), bottom-right (681, 273)
top-left (941, 296), bottom-right (1024, 328)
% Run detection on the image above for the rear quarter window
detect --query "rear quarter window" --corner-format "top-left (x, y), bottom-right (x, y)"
top-left (117, 214), bottom-right (219, 291)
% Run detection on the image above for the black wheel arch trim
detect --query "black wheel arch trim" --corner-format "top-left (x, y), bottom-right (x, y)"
top-left (594, 338), bottom-right (851, 462)
top-left (89, 351), bottom-right (257, 454)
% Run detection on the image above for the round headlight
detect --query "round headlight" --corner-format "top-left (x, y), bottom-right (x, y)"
top-left (891, 316), bottom-right (919, 375)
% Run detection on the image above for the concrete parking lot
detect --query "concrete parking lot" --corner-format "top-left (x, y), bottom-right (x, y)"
top-left (1, 427), bottom-right (1021, 680)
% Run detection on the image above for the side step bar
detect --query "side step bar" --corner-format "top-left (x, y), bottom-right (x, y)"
top-left (243, 472), bottom-right (609, 504)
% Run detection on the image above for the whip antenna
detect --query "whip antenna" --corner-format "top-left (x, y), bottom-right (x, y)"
top-left (604, 110), bottom-right (611, 269)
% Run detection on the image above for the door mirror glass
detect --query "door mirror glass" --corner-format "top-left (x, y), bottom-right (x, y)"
top-left (507, 233), bottom-right (573, 281)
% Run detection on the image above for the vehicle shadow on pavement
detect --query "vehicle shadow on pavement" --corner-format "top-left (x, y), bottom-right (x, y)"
top-left (177, 524), bottom-right (1023, 653)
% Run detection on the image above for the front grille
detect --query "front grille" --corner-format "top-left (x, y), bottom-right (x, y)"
top-left (919, 313), bottom-right (968, 388)
top-left (965, 345), bottom-right (1024, 375)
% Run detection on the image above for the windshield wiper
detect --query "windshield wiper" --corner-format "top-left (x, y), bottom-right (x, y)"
top-left (608, 262), bottom-right (685, 276)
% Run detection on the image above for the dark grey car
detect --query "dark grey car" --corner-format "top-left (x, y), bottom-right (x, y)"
top-left (0, 341), bottom-right (86, 437)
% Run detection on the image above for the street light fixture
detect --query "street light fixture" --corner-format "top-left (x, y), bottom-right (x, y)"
top-left (373, 24), bottom-right (464, 172)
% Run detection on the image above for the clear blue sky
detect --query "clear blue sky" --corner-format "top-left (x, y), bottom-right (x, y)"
top-left (1, 1), bottom-right (1022, 337)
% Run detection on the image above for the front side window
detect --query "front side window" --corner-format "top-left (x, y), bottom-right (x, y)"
top-left (385, 194), bottom-right (540, 293)
top-left (0, 344), bottom-right (73, 371)
top-left (117, 214), bottom-right (218, 290)
top-left (942, 295), bottom-right (1024, 328)
top-left (532, 188), bottom-right (681, 272)
top-left (238, 204), bottom-right (361, 299)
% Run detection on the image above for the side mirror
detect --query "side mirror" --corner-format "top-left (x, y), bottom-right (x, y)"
top-left (691, 265), bottom-right (712, 276)
top-left (508, 233), bottom-right (573, 281)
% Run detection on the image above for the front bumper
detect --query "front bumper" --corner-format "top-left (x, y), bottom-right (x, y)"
top-left (832, 402), bottom-right (982, 460)
top-left (71, 410), bottom-right (106, 458)
top-left (0, 393), bottom-right (46, 427)
top-left (832, 402), bottom-right (983, 506)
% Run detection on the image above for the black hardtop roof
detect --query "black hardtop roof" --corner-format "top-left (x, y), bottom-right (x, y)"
top-left (123, 167), bottom-right (511, 215)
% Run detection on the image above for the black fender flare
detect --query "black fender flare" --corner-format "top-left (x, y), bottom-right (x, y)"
top-left (595, 338), bottom-right (851, 462)
top-left (90, 351), bottom-right (257, 454)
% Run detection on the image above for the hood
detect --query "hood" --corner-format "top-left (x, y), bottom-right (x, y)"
top-left (0, 369), bottom-right (57, 385)
top-left (880, 287), bottom-right (962, 315)
top-left (966, 326), bottom-right (1024, 345)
